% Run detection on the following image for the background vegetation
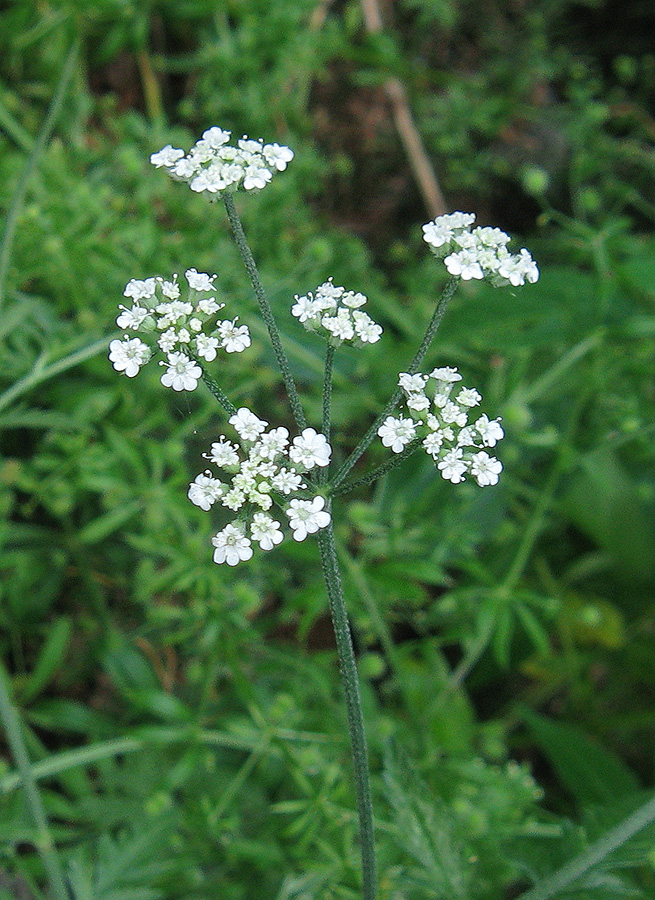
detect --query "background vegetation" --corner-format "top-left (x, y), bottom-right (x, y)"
top-left (1, 0), bottom-right (654, 898)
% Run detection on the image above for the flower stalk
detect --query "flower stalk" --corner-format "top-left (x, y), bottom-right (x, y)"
top-left (332, 276), bottom-right (459, 490)
top-left (317, 520), bottom-right (377, 900)
top-left (222, 192), bottom-right (307, 431)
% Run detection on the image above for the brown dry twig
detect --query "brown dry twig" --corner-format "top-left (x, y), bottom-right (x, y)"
top-left (360, 0), bottom-right (447, 217)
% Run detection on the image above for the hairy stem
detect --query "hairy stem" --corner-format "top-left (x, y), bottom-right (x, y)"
top-left (332, 277), bottom-right (458, 490)
top-left (319, 344), bottom-right (335, 486)
top-left (332, 438), bottom-right (421, 496)
top-left (201, 371), bottom-right (237, 416)
top-left (317, 520), bottom-right (376, 900)
top-left (0, 662), bottom-right (70, 900)
top-left (222, 192), bottom-right (307, 430)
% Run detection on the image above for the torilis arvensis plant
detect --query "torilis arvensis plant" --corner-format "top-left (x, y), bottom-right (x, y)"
top-left (109, 126), bottom-right (539, 898)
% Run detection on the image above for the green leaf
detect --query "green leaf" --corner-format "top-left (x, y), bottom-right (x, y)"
top-left (19, 616), bottom-right (72, 703)
top-left (521, 710), bottom-right (640, 808)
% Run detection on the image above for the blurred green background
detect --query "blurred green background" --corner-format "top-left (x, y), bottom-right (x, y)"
top-left (1, 1), bottom-right (655, 898)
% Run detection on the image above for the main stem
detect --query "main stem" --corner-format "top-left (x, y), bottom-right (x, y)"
top-left (317, 521), bottom-right (376, 900)
top-left (222, 192), bottom-right (307, 431)
top-left (0, 661), bottom-right (70, 900)
top-left (332, 276), bottom-right (459, 490)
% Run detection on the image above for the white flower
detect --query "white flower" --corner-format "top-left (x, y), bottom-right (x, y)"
top-left (322, 310), bottom-right (355, 342)
top-left (430, 367), bottom-right (462, 383)
top-left (342, 291), bottom-right (367, 309)
top-left (270, 468), bottom-right (305, 494)
top-left (497, 248), bottom-right (539, 285)
top-left (243, 164), bottom-right (272, 190)
top-left (289, 428), bottom-right (332, 469)
top-left (423, 431), bottom-right (444, 458)
top-left (457, 388), bottom-right (482, 407)
top-left (475, 414), bottom-right (504, 447)
top-left (407, 393), bottom-right (430, 412)
top-left (188, 472), bottom-right (225, 510)
top-left (470, 451), bottom-right (503, 486)
top-left (159, 278), bottom-right (180, 299)
top-left (217, 320), bottom-right (251, 352)
top-left (399, 373), bottom-right (428, 394)
top-left (109, 337), bottom-right (150, 377)
top-left (422, 212), bottom-right (476, 248)
top-left (123, 278), bottom-right (157, 301)
top-left (222, 487), bottom-right (246, 510)
top-left (444, 249), bottom-right (485, 281)
top-left (160, 352), bottom-right (202, 391)
top-left (208, 437), bottom-right (240, 467)
top-left (441, 400), bottom-right (468, 427)
top-left (229, 408), bottom-right (268, 441)
top-left (195, 333), bottom-right (220, 361)
top-left (263, 142), bottom-right (294, 171)
top-left (257, 427), bottom-right (289, 459)
top-left (292, 294), bottom-right (322, 323)
top-left (197, 297), bottom-right (222, 315)
top-left (353, 311), bottom-right (383, 343)
top-left (286, 496), bottom-right (331, 541)
top-left (212, 524), bottom-right (253, 566)
top-left (116, 305), bottom-right (150, 330)
top-left (377, 416), bottom-right (417, 453)
top-left (158, 329), bottom-right (179, 353)
top-left (150, 145), bottom-right (185, 168)
top-left (438, 448), bottom-right (468, 483)
top-left (185, 268), bottom-right (216, 292)
top-left (202, 126), bottom-right (231, 148)
top-left (156, 299), bottom-right (193, 328)
top-left (250, 513), bottom-right (284, 550)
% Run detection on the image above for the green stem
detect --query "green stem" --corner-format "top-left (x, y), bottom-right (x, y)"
top-left (0, 38), bottom-right (79, 312)
top-left (332, 277), bottom-right (458, 490)
top-left (201, 371), bottom-right (237, 416)
top-left (222, 192), bottom-right (307, 430)
top-left (332, 439), bottom-right (421, 497)
top-left (0, 661), bottom-right (69, 900)
top-left (319, 344), bottom-right (335, 486)
top-left (317, 520), bottom-right (376, 900)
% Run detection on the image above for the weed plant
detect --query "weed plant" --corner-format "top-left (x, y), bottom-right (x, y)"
top-left (1, 2), bottom-right (655, 899)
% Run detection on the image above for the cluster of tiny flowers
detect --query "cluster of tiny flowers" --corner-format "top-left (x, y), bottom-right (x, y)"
top-left (291, 279), bottom-right (383, 346)
top-left (108, 269), bottom-right (251, 391)
top-left (377, 368), bottom-right (504, 486)
top-left (422, 212), bottom-right (539, 286)
top-left (150, 127), bottom-right (294, 197)
top-left (188, 408), bottom-right (332, 565)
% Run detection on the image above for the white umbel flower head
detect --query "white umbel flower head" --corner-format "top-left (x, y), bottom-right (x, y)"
top-left (422, 212), bottom-right (539, 287)
top-left (150, 128), bottom-right (294, 197)
top-left (379, 366), bottom-right (505, 488)
top-left (292, 279), bottom-right (383, 347)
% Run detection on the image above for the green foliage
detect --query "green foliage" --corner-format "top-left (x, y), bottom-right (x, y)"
top-left (1, 1), bottom-right (655, 898)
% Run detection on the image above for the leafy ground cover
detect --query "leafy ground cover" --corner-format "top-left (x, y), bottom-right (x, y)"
top-left (1, 1), bottom-right (655, 898)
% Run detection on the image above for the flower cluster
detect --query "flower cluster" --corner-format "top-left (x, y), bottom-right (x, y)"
top-left (109, 269), bottom-right (251, 391)
top-left (378, 368), bottom-right (504, 486)
top-left (188, 408), bottom-right (332, 565)
top-left (422, 212), bottom-right (539, 286)
top-left (150, 127), bottom-right (294, 197)
top-left (291, 279), bottom-right (383, 346)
